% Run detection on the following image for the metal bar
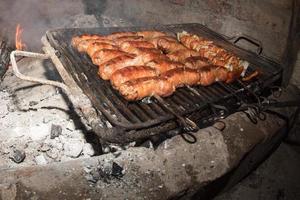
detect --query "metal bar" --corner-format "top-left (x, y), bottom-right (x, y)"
top-left (10, 50), bottom-right (69, 93)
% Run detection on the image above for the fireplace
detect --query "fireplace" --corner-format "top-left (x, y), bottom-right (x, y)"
top-left (0, 1), bottom-right (299, 199)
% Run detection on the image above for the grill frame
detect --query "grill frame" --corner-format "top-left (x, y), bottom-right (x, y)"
top-left (44, 23), bottom-right (282, 143)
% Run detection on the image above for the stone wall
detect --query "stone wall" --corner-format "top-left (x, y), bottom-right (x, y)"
top-left (100, 0), bottom-right (293, 60)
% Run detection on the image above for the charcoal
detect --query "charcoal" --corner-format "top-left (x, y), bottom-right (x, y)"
top-left (9, 149), bottom-right (26, 163)
top-left (0, 40), bottom-right (11, 79)
top-left (50, 124), bottom-right (62, 139)
top-left (111, 162), bottom-right (124, 178)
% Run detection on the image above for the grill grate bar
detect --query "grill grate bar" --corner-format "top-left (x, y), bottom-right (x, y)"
top-left (45, 23), bottom-right (282, 133)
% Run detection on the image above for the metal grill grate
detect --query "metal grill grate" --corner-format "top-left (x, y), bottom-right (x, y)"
top-left (45, 24), bottom-right (282, 142)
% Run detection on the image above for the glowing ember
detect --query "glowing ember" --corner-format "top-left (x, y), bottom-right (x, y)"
top-left (15, 24), bottom-right (26, 50)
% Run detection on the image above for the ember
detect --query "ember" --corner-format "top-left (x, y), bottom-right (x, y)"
top-left (15, 24), bottom-right (26, 50)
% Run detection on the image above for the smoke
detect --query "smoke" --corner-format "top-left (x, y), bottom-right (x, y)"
top-left (0, 0), bottom-right (100, 50)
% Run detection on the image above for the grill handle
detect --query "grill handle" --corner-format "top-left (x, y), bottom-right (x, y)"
top-left (10, 50), bottom-right (70, 93)
top-left (226, 34), bottom-right (263, 55)
top-left (154, 94), bottom-right (199, 132)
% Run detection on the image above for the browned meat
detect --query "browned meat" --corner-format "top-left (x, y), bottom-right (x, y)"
top-left (162, 68), bottom-right (201, 88)
top-left (167, 49), bottom-right (200, 62)
top-left (148, 36), bottom-right (178, 48)
top-left (114, 36), bottom-right (145, 46)
top-left (118, 77), bottom-right (175, 101)
top-left (177, 32), bottom-right (213, 50)
top-left (105, 32), bottom-right (137, 40)
top-left (120, 41), bottom-right (155, 53)
top-left (226, 65), bottom-right (244, 83)
top-left (137, 31), bottom-right (166, 39)
top-left (76, 38), bottom-right (115, 52)
top-left (242, 69), bottom-right (261, 82)
top-left (198, 65), bottom-right (229, 86)
top-left (184, 56), bottom-right (210, 69)
top-left (146, 59), bottom-right (184, 73)
top-left (178, 32), bottom-right (249, 75)
top-left (86, 42), bottom-right (118, 57)
top-left (122, 46), bottom-right (161, 55)
top-left (198, 67), bottom-right (216, 86)
top-left (91, 49), bottom-right (128, 65)
top-left (134, 48), bottom-right (166, 63)
top-left (98, 55), bottom-right (141, 80)
top-left (110, 66), bottom-right (158, 89)
top-left (157, 38), bottom-right (187, 53)
top-left (71, 34), bottom-right (104, 47)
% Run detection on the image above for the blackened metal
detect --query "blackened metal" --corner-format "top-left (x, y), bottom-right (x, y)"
top-left (45, 23), bottom-right (283, 143)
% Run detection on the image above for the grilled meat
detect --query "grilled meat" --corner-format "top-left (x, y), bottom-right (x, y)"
top-left (91, 49), bottom-right (129, 65)
top-left (177, 32), bottom-right (213, 50)
top-left (146, 59), bottom-right (184, 73)
top-left (162, 68), bottom-right (201, 88)
top-left (184, 56), bottom-right (210, 69)
top-left (110, 66), bottom-right (158, 89)
top-left (148, 36), bottom-right (178, 48)
top-left (120, 45), bottom-right (161, 55)
top-left (198, 65), bottom-right (229, 86)
top-left (118, 77), bottom-right (175, 101)
top-left (133, 48), bottom-right (166, 63)
top-left (120, 41), bottom-right (155, 53)
top-left (167, 49), bottom-right (200, 62)
top-left (178, 31), bottom-right (249, 74)
top-left (72, 30), bottom-right (252, 101)
top-left (115, 36), bottom-right (145, 46)
top-left (137, 31), bottom-right (167, 39)
top-left (157, 38), bottom-right (187, 53)
top-left (98, 55), bottom-right (141, 80)
top-left (76, 38), bottom-right (115, 52)
top-left (105, 31), bottom-right (137, 40)
top-left (86, 42), bottom-right (118, 57)
top-left (242, 69), bottom-right (261, 82)
top-left (71, 34), bottom-right (104, 47)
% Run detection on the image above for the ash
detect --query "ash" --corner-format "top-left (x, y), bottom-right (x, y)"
top-left (0, 57), bottom-right (101, 169)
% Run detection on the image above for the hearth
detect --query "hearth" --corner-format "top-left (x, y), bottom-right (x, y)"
top-left (0, 1), bottom-right (299, 199)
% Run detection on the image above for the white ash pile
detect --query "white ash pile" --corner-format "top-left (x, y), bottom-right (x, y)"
top-left (0, 58), bottom-right (99, 169)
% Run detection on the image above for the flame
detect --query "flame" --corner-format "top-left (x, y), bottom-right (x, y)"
top-left (15, 24), bottom-right (26, 50)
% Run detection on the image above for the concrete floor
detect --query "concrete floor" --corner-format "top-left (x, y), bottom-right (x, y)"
top-left (213, 142), bottom-right (300, 200)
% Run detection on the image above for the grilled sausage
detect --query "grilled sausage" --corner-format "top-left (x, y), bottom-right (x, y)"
top-left (162, 68), bottom-right (201, 88)
top-left (76, 38), bottom-right (115, 52)
top-left (120, 41), bottom-right (155, 53)
top-left (157, 38), bottom-right (187, 53)
top-left (71, 34), bottom-right (104, 47)
top-left (105, 31), bottom-right (137, 40)
top-left (118, 77), bottom-right (175, 101)
top-left (146, 59), bottom-right (184, 73)
top-left (86, 42), bottom-right (118, 57)
top-left (98, 55), bottom-right (140, 80)
top-left (110, 66), bottom-right (158, 89)
top-left (167, 49), bottom-right (200, 62)
top-left (137, 31), bottom-right (166, 39)
top-left (184, 56), bottom-right (210, 69)
top-left (198, 65), bottom-right (229, 86)
top-left (178, 31), bottom-right (249, 75)
top-left (114, 36), bottom-right (145, 46)
top-left (91, 49), bottom-right (128, 65)
top-left (148, 36), bottom-right (178, 48)
top-left (133, 48), bottom-right (166, 63)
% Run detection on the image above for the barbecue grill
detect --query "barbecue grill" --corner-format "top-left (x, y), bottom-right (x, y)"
top-left (10, 23), bottom-right (283, 144)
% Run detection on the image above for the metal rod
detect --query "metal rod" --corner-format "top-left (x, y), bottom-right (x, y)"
top-left (10, 50), bottom-right (70, 93)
